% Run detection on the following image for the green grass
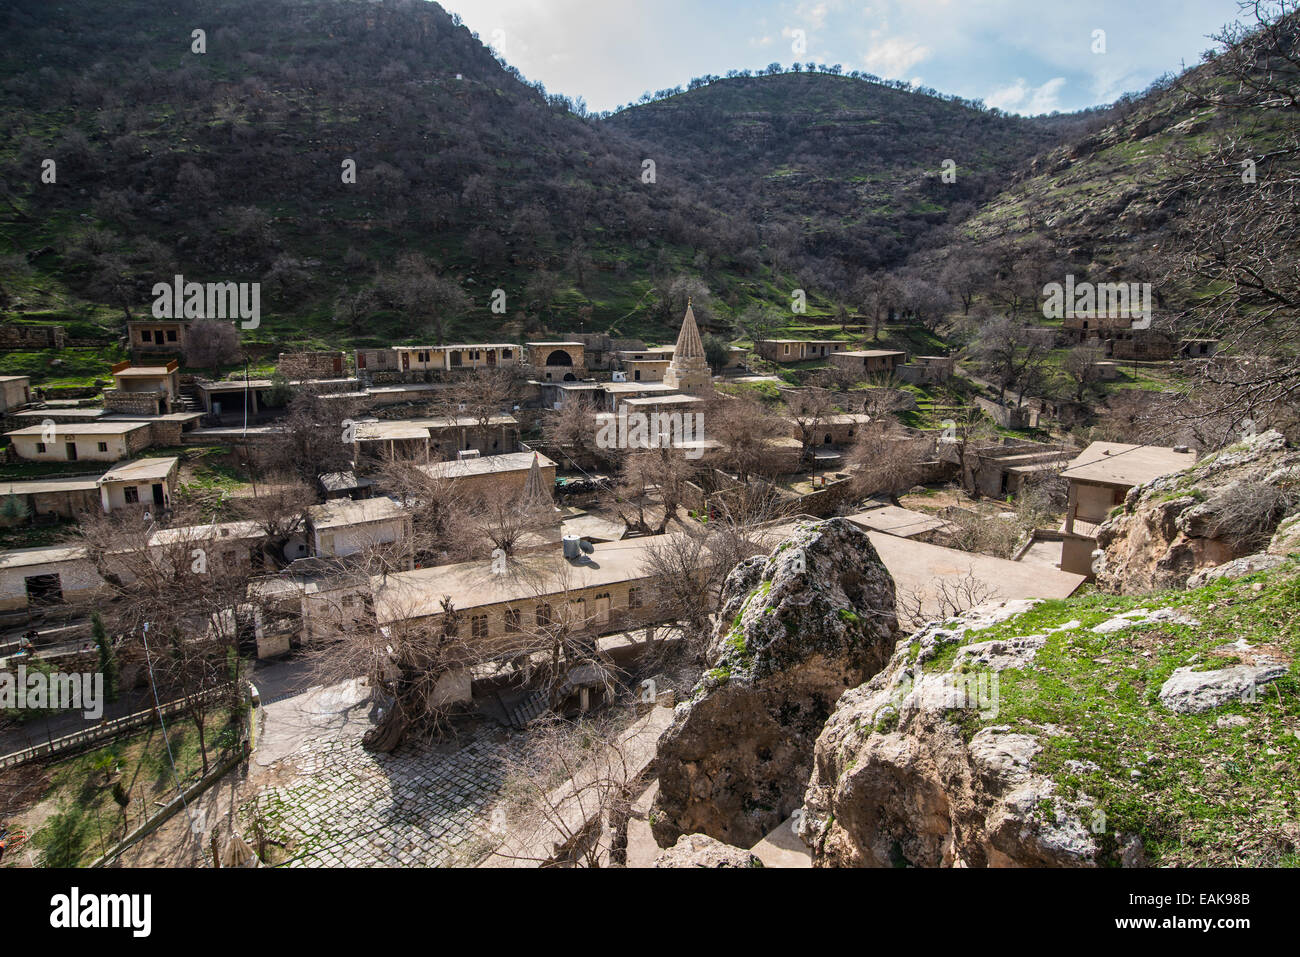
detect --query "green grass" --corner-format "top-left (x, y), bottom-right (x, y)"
top-left (923, 565), bottom-right (1300, 866)
top-left (17, 706), bottom-right (242, 868)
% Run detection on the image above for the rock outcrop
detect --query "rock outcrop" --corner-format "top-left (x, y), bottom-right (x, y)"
top-left (650, 519), bottom-right (899, 849)
top-left (800, 601), bottom-right (1101, 868)
top-left (653, 834), bottom-right (764, 868)
top-left (1096, 431), bottom-right (1300, 594)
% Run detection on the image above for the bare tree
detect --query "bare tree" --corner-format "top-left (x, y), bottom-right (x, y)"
top-left (784, 386), bottom-right (837, 466)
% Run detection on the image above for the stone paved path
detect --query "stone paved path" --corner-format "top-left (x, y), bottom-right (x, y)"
top-left (241, 717), bottom-right (522, 868)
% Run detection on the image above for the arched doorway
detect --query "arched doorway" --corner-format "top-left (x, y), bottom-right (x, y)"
top-left (546, 349), bottom-right (574, 367)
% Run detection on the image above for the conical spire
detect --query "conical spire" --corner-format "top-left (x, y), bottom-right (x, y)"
top-left (674, 302), bottom-right (705, 360)
top-left (523, 451), bottom-right (551, 506)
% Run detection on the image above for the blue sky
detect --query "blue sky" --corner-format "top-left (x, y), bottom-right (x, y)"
top-left (438, 0), bottom-right (1247, 115)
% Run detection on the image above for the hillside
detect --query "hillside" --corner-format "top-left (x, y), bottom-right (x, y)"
top-left (0, 0), bottom-right (758, 359)
top-left (0, 0), bottom-right (1097, 382)
top-left (607, 71), bottom-right (1065, 289)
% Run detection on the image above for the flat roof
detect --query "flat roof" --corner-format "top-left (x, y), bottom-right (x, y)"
top-left (0, 375), bottom-right (31, 383)
top-left (419, 451), bottom-right (556, 481)
top-left (0, 476), bottom-right (100, 496)
top-left (149, 520), bottom-right (265, 547)
top-left (837, 350), bottom-right (907, 358)
top-left (8, 408), bottom-right (107, 421)
top-left (845, 505), bottom-right (950, 539)
top-left (392, 343), bottom-right (516, 351)
top-left (601, 383), bottom-right (676, 395)
top-left (373, 535), bottom-right (675, 624)
top-left (0, 544), bottom-right (90, 570)
top-left (198, 379), bottom-right (275, 391)
top-left (623, 358), bottom-right (672, 365)
top-left (354, 422), bottom-right (431, 442)
top-left (405, 414), bottom-right (518, 430)
top-left (308, 496), bottom-right (409, 531)
top-left (6, 421), bottom-right (150, 437)
top-left (527, 341), bottom-right (584, 347)
top-left (112, 366), bottom-right (176, 378)
top-left (1061, 442), bottom-right (1197, 487)
top-left (99, 457), bottom-right (179, 484)
top-left (620, 395), bottom-right (702, 407)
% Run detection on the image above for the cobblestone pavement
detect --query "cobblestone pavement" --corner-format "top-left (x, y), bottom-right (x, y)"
top-left (241, 720), bottom-right (523, 868)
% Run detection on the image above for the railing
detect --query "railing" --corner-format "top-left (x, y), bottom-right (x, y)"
top-left (0, 686), bottom-right (229, 771)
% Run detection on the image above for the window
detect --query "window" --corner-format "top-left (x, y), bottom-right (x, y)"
top-left (628, 586), bottom-right (642, 610)
top-left (124, 487), bottom-right (139, 504)
top-left (97, 442), bottom-right (108, 453)
top-left (536, 602), bottom-right (552, 628)
top-left (166, 330), bottom-right (178, 342)
top-left (357, 352), bottom-right (367, 369)
top-left (471, 615), bottom-right (489, 639)
top-left (35, 442), bottom-right (46, 453)
top-left (140, 330), bottom-right (153, 342)
top-left (502, 349), bottom-right (512, 359)
top-left (504, 608), bottom-right (521, 633)
top-left (783, 344), bottom-right (790, 355)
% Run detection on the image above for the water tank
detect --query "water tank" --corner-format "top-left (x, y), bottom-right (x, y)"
top-left (562, 534), bottom-right (581, 559)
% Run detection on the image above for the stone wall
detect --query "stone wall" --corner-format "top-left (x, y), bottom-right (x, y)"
top-left (103, 390), bottom-right (165, 415)
top-left (0, 323), bottom-right (66, 349)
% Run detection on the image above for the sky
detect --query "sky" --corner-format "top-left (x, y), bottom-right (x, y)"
top-left (437, 0), bottom-right (1249, 115)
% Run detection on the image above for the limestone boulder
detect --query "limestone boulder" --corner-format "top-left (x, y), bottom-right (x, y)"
top-left (650, 518), bottom-right (899, 849)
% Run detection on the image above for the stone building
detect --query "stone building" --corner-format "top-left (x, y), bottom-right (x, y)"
top-left (525, 342), bottom-right (586, 381)
top-left (828, 350), bottom-right (908, 378)
top-left (1059, 442), bottom-right (1198, 578)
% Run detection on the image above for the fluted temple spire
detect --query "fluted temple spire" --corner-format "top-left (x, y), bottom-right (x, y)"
top-left (663, 302), bottom-right (712, 395)
top-left (523, 451), bottom-right (550, 505)
top-left (674, 302), bottom-right (705, 360)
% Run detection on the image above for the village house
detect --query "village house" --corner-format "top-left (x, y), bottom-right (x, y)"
top-left (0, 476), bottom-right (101, 523)
top-left (755, 340), bottom-right (851, 363)
top-left (1059, 441), bottom-right (1198, 577)
top-left (0, 544), bottom-right (102, 612)
top-left (279, 351), bottom-right (349, 378)
top-left (897, 355), bottom-right (956, 385)
top-left (104, 361), bottom-right (181, 415)
top-left (620, 358), bottom-right (672, 382)
top-left (828, 349), bottom-right (908, 378)
top-left (97, 457), bottom-right (179, 514)
top-left (126, 318), bottom-right (190, 360)
top-left (353, 344), bottom-right (519, 377)
top-left (787, 412), bottom-right (872, 447)
top-left (617, 346), bottom-right (676, 363)
top-left (5, 421), bottom-right (153, 463)
top-left (418, 451), bottom-right (557, 503)
top-left (0, 376), bottom-right (32, 414)
top-left (306, 496), bottom-right (414, 568)
top-left (370, 536), bottom-right (668, 650)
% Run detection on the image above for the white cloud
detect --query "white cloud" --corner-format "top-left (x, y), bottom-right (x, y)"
top-left (862, 36), bottom-right (931, 77)
top-left (986, 76), bottom-right (1066, 114)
